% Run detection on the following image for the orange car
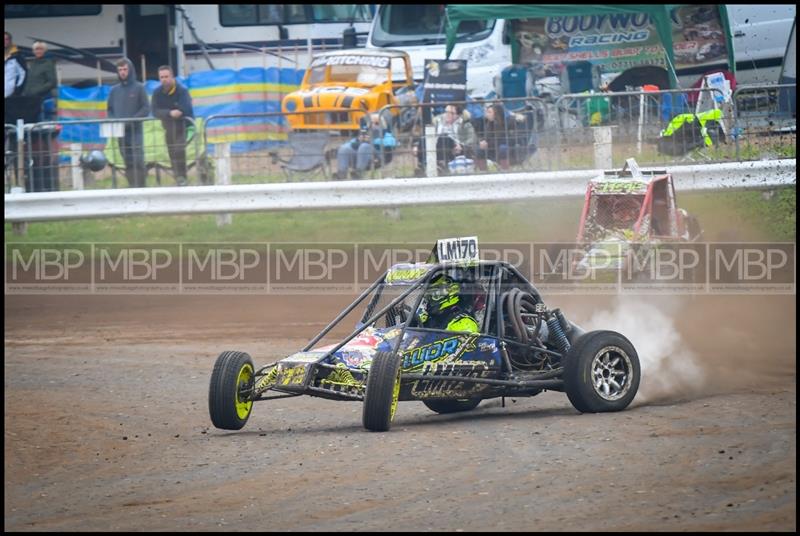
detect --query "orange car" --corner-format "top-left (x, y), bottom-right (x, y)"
top-left (282, 49), bottom-right (416, 132)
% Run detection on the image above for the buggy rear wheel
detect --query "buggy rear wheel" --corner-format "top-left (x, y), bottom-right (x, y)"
top-left (423, 398), bottom-right (481, 414)
top-left (564, 331), bottom-right (640, 413)
top-left (362, 351), bottom-right (402, 432)
top-left (209, 351), bottom-right (255, 430)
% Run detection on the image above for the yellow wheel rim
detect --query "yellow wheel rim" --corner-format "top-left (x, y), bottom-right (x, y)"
top-left (388, 368), bottom-right (401, 421)
top-left (235, 363), bottom-right (254, 420)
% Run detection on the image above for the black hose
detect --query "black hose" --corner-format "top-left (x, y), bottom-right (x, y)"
top-left (501, 288), bottom-right (543, 350)
top-left (513, 288), bottom-right (527, 345)
top-left (505, 288), bottom-right (524, 344)
top-left (519, 292), bottom-right (541, 342)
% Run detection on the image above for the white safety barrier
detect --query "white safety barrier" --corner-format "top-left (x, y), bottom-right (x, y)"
top-left (4, 159), bottom-right (796, 223)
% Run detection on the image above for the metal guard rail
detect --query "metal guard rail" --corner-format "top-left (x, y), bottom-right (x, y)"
top-left (4, 159), bottom-right (795, 223)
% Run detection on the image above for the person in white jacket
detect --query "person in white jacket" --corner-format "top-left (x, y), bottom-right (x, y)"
top-left (5, 32), bottom-right (27, 98)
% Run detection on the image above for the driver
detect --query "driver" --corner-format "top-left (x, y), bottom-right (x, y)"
top-left (416, 274), bottom-right (479, 333)
top-left (613, 200), bottom-right (640, 229)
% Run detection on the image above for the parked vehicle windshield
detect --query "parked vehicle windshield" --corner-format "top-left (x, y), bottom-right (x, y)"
top-left (309, 63), bottom-right (390, 85)
top-left (308, 54), bottom-right (393, 85)
top-left (371, 4), bottom-right (494, 46)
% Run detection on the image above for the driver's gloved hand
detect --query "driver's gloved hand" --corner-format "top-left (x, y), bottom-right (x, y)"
top-left (416, 301), bottom-right (429, 325)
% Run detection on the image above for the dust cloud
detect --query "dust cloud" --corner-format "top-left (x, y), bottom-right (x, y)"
top-left (581, 295), bottom-right (706, 404)
top-left (570, 293), bottom-right (796, 405)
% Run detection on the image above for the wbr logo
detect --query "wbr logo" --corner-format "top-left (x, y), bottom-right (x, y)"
top-left (5, 244), bottom-right (91, 293)
top-left (94, 244), bottom-right (179, 293)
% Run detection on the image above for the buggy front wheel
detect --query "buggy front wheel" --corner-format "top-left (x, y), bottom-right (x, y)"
top-left (362, 351), bottom-right (402, 432)
top-left (209, 351), bottom-right (255, 430)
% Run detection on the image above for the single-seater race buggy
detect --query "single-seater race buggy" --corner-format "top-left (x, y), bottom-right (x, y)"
top-left (209, 237), bottom-right (641, 432)
top-left (574, 158), bottom-right (703, 274)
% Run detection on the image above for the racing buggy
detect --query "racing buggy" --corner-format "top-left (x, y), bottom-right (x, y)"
top-left (574, 158), bottom-right (703, 272)
top-left (209, 237), bottom-right (641, 432)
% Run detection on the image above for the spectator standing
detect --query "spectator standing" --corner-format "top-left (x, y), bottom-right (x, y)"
top-left (151, 65), bottom-right (194, 186)
top-left (22, 42), bottom-right (57, 100)
top-left (107, 58), bottom-right (150, 188)
top-left (5, 32), bottom-right (26, 99)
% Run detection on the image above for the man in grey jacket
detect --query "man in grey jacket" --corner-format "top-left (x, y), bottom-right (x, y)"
top-left (107, 58), bottom-right (150, 188)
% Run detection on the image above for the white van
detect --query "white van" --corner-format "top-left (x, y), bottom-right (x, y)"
top-left (366, 4), bottom-right (511, 97)
top-left (726, 5), bottom-right (796, 84)
top-left (367, 5), bottom-right (795, 96)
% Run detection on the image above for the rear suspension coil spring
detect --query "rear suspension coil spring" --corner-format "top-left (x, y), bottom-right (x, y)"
top-left (546, 312), bottom-right (571, 354)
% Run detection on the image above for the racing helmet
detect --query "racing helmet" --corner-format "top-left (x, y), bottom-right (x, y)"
top-left (79, 150), bottom-right (107, 172)
top-left (426, 274), bottom-right (461, 315)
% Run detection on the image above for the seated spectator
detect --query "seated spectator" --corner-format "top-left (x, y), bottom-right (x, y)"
top-left (413, 104), bottom-right (476, 175)
top-left (335, 113), bottom-right (396, 180)
top-left (507, 108), bottom-right (538, 167)
top-left (475, 102), bottom-right (512, 171)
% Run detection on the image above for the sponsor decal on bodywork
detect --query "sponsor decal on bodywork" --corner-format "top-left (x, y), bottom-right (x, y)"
top-left (301, 86), bottom-right (370, 96)
top-left (385, 263), bottom-right (433, 284)
top-left (411, 361), bottom-right (494, 398)
top-left (592, 180), bottom-right (648, 194)
top-left (311, 55), bottom-right (391, 68)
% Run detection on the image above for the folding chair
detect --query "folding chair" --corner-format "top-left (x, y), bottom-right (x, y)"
top-left (271, 130), bottom-right (331, 181)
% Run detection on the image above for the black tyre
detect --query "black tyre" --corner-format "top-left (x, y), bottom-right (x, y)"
top-left (423, 398), bottom-right (481, 414)
top-left (209, 351), bottom-right (255, 430)
top-left (362, 351), bottom-right (402, 432)
top-left (564, 330), bottom-right (640, 413)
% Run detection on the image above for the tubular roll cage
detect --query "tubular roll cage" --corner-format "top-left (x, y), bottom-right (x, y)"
top-left (251, 261), bottom-right (569, 402)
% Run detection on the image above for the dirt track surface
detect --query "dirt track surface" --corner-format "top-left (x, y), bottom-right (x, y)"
top-left (4, 292), bottom-right (796, 531)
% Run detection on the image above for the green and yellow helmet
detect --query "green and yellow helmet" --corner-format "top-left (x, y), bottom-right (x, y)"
top-left (426, 274), bottom-right (461, 315)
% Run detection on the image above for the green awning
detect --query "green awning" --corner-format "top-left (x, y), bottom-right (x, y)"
top-left (445, 4), bottom-right (735, 88)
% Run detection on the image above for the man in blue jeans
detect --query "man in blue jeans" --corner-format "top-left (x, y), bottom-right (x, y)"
top-left (335, 113), bottom-right (395, 180)
top-left (107, 58), bottom-right (150, 188)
